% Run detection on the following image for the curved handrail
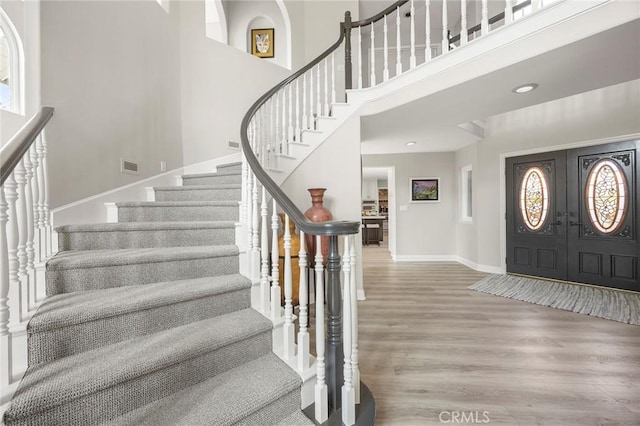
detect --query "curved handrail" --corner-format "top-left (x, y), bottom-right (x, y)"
top-left (351, 0), bottom-right (409, 28)
top-left (241, 23), bottom-right (361, 236)
top-left (1, 107), bottom-right (54, 186)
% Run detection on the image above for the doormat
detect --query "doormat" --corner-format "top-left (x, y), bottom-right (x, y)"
top-left (470, 274), bottom-right (640, 326)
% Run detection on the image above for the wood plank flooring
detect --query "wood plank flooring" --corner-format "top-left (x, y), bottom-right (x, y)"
top-left (358, 237), bottom-right (640, 425)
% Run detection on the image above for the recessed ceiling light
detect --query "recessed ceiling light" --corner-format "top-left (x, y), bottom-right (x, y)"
top-left (406, 141), bottom-right (416, 146)
top-left (513, 83), bottom-right (538, 94)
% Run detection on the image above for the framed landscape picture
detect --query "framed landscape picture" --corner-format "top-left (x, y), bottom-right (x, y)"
top-left (410, 177), bottom-right (440, 202)
top-left (251, 28), bottom-right (274, 58)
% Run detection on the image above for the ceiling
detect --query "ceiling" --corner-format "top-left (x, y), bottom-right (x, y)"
top-left (360, 17), bottom-right (640, 154)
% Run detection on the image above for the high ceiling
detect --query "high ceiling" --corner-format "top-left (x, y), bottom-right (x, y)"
top-left (360, 16), bottom-right (640, 154)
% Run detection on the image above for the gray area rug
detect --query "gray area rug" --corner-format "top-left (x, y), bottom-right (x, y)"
top-left (470, 274), bottom-right (640, 326)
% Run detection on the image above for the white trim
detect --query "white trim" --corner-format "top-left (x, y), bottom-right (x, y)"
top-left (455, 256), bottom-right (502, 274)
top-left (392, 254), bottom-right (457, 262)
top-left (498, 132), bottom-right (640, 275)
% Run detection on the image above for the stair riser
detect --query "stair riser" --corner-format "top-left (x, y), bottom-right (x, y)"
top-left (58, 228), bottom-right (235, 250)
top-left (216, 164), bottom-right (242, 174)
top-left (118, 206), bottom-right (238, 222)
top-left (7, 332), bottom-right (271, 426)
top-left (155, 188), bottom-right (241, 202)
top-left (47, 255), bottom-right (239, 295)
top-left (182, 175), bottom-right (242, 186)
top-left (28, 288), bottom-right (251, 364)
top-left (242, 390), bottom-right (303, 426)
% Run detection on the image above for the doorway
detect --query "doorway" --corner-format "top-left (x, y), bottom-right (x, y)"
top-left (506, 140), bottom-right (640, 292)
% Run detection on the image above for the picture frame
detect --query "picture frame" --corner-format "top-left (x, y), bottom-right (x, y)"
top-left (251, 28), bottom-right (274, 58)
top-left (410, 177), bottom-right (440, 203)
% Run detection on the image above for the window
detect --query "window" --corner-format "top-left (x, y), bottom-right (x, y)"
top-left (0, 26), bottom-right (10, 110)
top-left (0, 9), bottom-right (22, 113)
top-left (461, 165), bottom-right (473, 222)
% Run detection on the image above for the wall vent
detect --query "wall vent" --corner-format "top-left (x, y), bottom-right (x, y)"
top-left (121, 158), bottom-right (140, 175)
top-left (228, 141), bottom-right (240, 150)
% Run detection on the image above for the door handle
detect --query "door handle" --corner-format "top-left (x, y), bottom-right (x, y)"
top-left (569, 221), bottom-right (583, 226)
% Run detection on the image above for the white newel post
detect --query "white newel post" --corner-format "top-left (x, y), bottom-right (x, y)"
top-left (442, 0), bottom-right (449, 53)
top-left (341, 236), bottom-right (355, 426)
top-left (282, 214), bottom-right (295, 359)
top-left (383, 14), bottom-right (389, 81)
top-left (425, 0), bottom-right (432, 60)
top-left (0, 188), bottom-right (11, 390)
top-left (461, 0), bottom-right (468, 45)
top-left (350, 236), bottom-right (360, 403)
top-left (410, 0), bottom-right (416, 68)
top-left (270, 200), bottom-right (281, 321)
top-left (260, 186), bottom-right (270, 315)
top-left (314, 236), bottom-right (328, 423)
top-left (297, 230), bottom-right (310, 372)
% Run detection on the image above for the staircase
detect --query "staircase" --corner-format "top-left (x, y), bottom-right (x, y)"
top-left (2, 162), bottom-right (313, 425)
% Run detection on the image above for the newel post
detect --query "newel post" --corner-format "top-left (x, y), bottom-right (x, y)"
top-left (326, 235), bottom-right (344, 411)
top-left (344, 11), bottom-right (353, 99)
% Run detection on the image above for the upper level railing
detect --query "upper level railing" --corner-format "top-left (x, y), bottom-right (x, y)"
top-left (1, 107), bottom-right (55, 399)
top-left (239, 1), bottom-right (560, 424)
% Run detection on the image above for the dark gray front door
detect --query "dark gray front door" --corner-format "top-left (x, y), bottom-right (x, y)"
top-left (506, 140), bottom-right (640, 292)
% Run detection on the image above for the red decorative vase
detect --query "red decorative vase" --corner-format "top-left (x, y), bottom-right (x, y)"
top-left (304, 188), bottom-right (333, 264)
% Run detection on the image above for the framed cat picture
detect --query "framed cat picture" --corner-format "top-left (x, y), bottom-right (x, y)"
top-left (251, 28), bottom-right (274, 58)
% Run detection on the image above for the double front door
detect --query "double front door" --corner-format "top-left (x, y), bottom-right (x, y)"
top-left (506, 140), bottom-right (640, 292)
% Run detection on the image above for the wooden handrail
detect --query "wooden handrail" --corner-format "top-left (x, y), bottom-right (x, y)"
top-left (1, 107), bottom-right (54, 186)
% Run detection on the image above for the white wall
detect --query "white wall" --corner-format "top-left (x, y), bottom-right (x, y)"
top-left (455, 142), bottom-right (478, 264)
top-left (473, 79), bottom-right (640, 269)
top-left (362, 152), bottom-right (457, 258)
top-left (281, 114), bottom-right (365, 296)
top-left (40, 0), bottom-right (184, 209)
top-left (178, 0), bottom-right (290, 167)
top-left (303, 0), bottom-right (358, 64)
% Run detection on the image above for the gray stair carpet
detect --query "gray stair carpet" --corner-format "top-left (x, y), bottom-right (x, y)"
top-left (56, 221), bottom-right (236, 250)
top-left (115, 201), bottom-right (239, 222)
top-left (4, 163), bottom-right (310, 425)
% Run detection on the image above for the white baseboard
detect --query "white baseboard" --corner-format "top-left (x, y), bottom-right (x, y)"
top-left (51, 153), bottom-right (242, 226)
top-left (390, 254), bottom-right (502, 274)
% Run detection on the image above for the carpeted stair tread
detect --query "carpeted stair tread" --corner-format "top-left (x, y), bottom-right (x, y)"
top-left (29, 274), bottom-right (250, 332)
top-left (182, 171), bottom-right (240, 179)
top-left (276, 409), bottom-right (315, 425)
top-left (115, 201), bottom-right (238, 207)
top-left (56, 221), bottom-right (236, 232)
top-left (5, 309), bottom-right (271, 423)
top-left (47, 245), bottom-right (239, 271)
top-left (153, 184), bottom-right (242, 191)
top-left (108, 354), bottom-right (302, 426)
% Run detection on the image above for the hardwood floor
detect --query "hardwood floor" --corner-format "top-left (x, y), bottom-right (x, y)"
top-left (358, 237), bottom-right (640, 425)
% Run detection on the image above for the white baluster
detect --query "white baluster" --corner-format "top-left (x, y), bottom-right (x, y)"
top-left (297, 230), bottom-right (310, 372)
top-left (283, 214), bottom-right (295, 359)
top-left (396, 7), bottom-right (402, 76)
top-left (316, 64), bottom-right (321, 119)
top-left (240, 154), bottom-right (248, 249)
top-left (4, 176), bottom-right (22, 326)
top-left (35, 139), bottom-right (46, 262)
top-left (370, 22), bottom-right (376, 87)
top-left (461, 0), bottom-right (468, 45)
top-left (40, 137), bottom-right (52, 257)
top-left (23, 154), bottom-right (36, 311)
top-left (331, 52), bottom-right (336, 107)
top-left (341, 236), bottom-right (355, 425)
top-left (252, 174), bottom-right (260, 281)
top-left (314, 235), bottom-right (328, 423)
top-left (287, 84), bottom-right (293, 153)
top-left (308, 69), bottom-right (315, 129)
top-left (442, 0), bottom-right (449, 53)
top-left (13, 161), bottom-right (28, 321)
top-left (323, 58), bottom-right (329, 116)
top-left (532, 0), bottom-right (541, 12)
top-left (349, 236), bottom-right (360, 403)
top-left (29, 145), bottom-right (41, 265)
top-left (246, 168), bottom-right (253, 260)
top-left (295, 79), bottom-right (301, 142)
top-left (358, 27), bottom-right (363, 89)
top-left (425, 0), bottom-right (432, 60)
top-left (270, 199), bottom-right (281, 321)
top-left (505, 0), bottom-right (513, 24)
top-left (0, 188), bottom-right (11, 390)
top-left (281, 88), bottom-right (286, 154)
top-left (260, 186), bottom-right (270, 314)
top-left (481, 0), bottom-right (489, 36)
top-left (383, 14), bottom-right (389, 81)
top-left (410, 0), bottom-right (416, 68)
top-left (302, 73), bottom-right (309, 131)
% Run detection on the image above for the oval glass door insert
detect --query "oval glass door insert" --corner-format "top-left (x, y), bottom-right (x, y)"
top-left (586, 159), bottom-right (627, 234)
top-left (519, 167), bottom-right (550, 231)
